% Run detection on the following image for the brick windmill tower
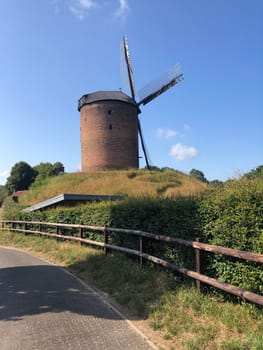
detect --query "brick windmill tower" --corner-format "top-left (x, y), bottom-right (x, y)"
top-left (78, 37), bottom-right (183, 172)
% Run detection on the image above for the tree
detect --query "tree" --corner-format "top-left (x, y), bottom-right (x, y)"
top-left (244, 165), bottom-right (263, 180)
top-left (5, 161), bottom-right (37, 194)
top-left (34, 162), bottom-right (64, 180)
top-left (51, 162), bottom-right (64, 176)
top-left (33, 162), bottom-right (52, 180)
top-left (209, 179), bottom-right (224, 187)
top-left (33, 162), bottom-right (64, 186)
top-left (189, 168), bottom-right (208, 183)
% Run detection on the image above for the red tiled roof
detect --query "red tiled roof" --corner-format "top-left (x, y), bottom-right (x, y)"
top-left (12, 190), bottom-right (28, 198)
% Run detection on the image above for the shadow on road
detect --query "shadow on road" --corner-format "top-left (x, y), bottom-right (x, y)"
top-left (0, 265), bottom-right (122, 322)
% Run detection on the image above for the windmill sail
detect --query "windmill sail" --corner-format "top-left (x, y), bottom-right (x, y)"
top-left (121, 36), bottom-right (152, 169)
top-left (120, 37), bottom-right (184, 169)
top-left (121, 36), bottom-right (136, 100)
top-left (120, 39), bottom-right (131, 97)
top-left (137, 117), bottom-right (152, 169)
top-left (138, 63), bottom-right (183, 106)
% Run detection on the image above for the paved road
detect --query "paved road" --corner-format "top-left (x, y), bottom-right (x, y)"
top-left (0, 247), bottom-right (155, 350)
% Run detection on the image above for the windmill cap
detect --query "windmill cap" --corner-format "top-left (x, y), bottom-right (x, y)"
top-left (78, 90), bottom-right (139, 111)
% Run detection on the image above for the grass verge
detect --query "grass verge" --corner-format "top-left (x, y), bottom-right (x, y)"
top-left (0, 231), bottom-right (262, 350)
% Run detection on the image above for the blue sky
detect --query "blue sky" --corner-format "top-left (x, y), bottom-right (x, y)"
top-left (0, 0), bottom-right (262, 184)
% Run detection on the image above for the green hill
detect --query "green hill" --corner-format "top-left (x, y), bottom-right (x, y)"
top-left (20, 169), bottom-right (207, 206)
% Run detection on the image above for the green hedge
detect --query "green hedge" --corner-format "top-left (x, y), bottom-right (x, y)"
top-left (199, 177), bottom-right (263, 294)
top-left (108, 197), bottom-right (198, 269)
top-left (6, 197), bottom-right (198, 271)
top-left (12, 202), bottom-right (112, 242)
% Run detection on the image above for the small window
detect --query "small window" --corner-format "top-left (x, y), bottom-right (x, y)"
top-left (109, 124), bottom-right (112, 130)
top-left (108, 110), bottom-right (112, 115)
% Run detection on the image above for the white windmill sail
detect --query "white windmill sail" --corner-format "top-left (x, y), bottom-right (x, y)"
top-left (138, 63), bottom-right (183, 106)
top-left (121, 36), bottom-right (152, 169)
top-left (120, 36), bottom-right (136, 100)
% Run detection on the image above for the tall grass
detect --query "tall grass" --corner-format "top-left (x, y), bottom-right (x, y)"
top-left (151, 287), bottom-right (263, 349)
top-left (20, 169), bottom-right (207, 206)
top-left (0, 231), bottom-right (261, 350)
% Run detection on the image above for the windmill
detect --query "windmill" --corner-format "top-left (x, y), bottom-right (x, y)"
top-left (120, 36), bottom-right (184, 169)
top-left (78, 37), bottom-right (183, 172)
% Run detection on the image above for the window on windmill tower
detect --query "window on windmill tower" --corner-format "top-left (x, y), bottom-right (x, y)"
top-left (108, 110), bottom-right (112, 129)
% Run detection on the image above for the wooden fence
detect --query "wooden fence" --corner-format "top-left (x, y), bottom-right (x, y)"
top-left (1, 219), bottom-right (263, 307)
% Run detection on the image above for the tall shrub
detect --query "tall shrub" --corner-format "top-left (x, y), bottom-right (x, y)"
top-left (199, 177), bottom-right (263, 293)
top-left (109, 197), bottom-right (198, 269)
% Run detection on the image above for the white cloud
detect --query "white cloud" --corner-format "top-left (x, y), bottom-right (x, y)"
top-left (169, 143), bottom-right (198, 161)
top-left (65, 0), bottom-right (129, 21)
top-left (79, 0), bottom-right (97, 9)
top-left (115, 0), bottom-right (129, 19)
top-left (69, 0), bottom-right (97, 20)
top-left (157, 128), bottom-right (177, 140)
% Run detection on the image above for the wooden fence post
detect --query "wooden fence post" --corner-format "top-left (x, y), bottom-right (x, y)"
top-left (104, 226), bottom-right (108, 255)
top-left (79, 226), bottom-right (84, 246)
top-left (24, 222), bottom-right (27, 235)
top-left (56, 225), bottom-right (59, 243)
top-left (139, 236), bottom-right (143, 269)
top-left (195, 237), bottom-right (201, 292)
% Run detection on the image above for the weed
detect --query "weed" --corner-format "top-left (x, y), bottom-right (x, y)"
top-left (220, 339), bottom-right (249, 350)
top-left (150, 317), bottom-right (163, 331)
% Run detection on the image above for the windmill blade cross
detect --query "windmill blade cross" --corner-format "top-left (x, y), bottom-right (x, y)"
top-left (120, 36), bottom-right (183, 170)
top-left (138, 63), bottom-right (183, 106)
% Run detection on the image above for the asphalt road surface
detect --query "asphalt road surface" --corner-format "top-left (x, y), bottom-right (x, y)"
top-left (0, 246), bottom-right (156, 350)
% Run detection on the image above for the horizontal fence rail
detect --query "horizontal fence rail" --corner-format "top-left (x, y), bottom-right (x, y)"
top-left (1, 219), bottom-right (263, 306)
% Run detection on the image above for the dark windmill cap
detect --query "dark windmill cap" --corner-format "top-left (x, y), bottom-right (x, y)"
top-left (78, 90), bottom-right (139, 111)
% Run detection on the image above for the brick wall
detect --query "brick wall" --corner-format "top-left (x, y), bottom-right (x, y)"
top-left (80, 100), bottom-right (139, 171)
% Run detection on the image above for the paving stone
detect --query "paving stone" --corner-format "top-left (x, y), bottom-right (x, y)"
top-left (0, 247), bottom-right (155, 350)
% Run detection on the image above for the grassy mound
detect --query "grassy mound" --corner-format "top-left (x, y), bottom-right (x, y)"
top-left (19, 169), bottom-right (207, 206)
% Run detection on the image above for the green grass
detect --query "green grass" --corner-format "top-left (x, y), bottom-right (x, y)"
top-left (151, 287), bottom-right (263, 349)
top-left (0, 230), bottom-right (262, 350)
top-left (19, 169), bottom-right (207, 206)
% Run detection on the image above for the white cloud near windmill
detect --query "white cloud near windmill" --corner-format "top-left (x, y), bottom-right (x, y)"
top-left (68, 0), bottom-right (130, 20)
top-left (169, 143), bottom-right (198, 161)
top-left (156, 127), bottom-right (198, 161)
top-left (114, 0), bottom-right (130, 19)
top-left (157, 128), bottom-right (177, 140)
top-left (69, 0), bottom-right (97, 20)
